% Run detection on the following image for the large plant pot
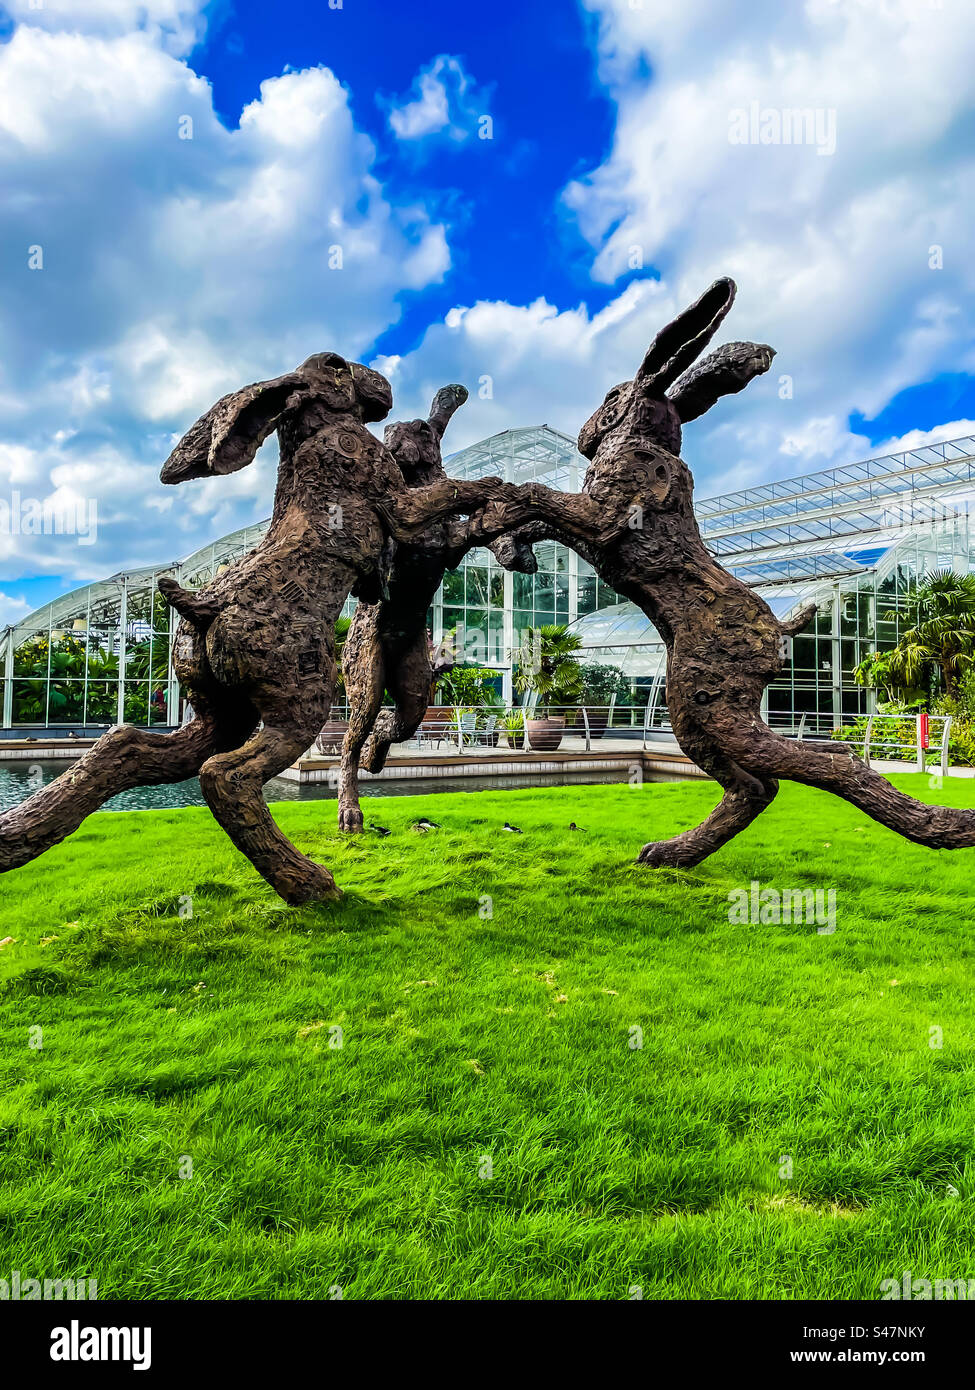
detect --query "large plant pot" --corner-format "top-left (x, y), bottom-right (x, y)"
top-left (526, 715), bottom-right (565, 752)
top-left (315, 719), bottom-right (349, 755)
top-left (424, 705), bottom-right (454, 736)
top-left (584, 706), bottom-right (609, 740)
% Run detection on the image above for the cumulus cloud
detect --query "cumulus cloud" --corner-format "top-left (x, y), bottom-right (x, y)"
top-left (370, 280), bottom-right (806, 509)
top-left (1, 0), bottom-right (210, 55)
top-left (0, 18), bottom-right (450, 585)
top-left (384, 55), bottom-right (485, 144)
top-left (555, 0), bottom-right (975, 484)
top-left (379, 0), bottom-right (975, 498)
top-left (0, 590), bottom-right (32, 627)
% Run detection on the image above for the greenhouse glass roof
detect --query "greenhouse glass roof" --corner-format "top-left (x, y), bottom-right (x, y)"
top-left (445, 425), bottom-right (585, 490)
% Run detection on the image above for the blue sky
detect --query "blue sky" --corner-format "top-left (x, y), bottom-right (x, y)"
top-left (0, 0), bottom-right (973, 625)
top-left (197, 0), bottom-right (620, 345)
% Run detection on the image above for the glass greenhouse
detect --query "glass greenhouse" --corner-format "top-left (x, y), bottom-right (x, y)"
top-left (4, 427), bottom-right (975, 733)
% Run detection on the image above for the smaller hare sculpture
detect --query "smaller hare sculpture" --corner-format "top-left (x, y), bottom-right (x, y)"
top-left (336, 383), bottom-right (540, 832)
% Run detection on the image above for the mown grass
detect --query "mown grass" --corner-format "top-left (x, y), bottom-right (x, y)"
top-left (1, 775), bottom-right (975, 1300)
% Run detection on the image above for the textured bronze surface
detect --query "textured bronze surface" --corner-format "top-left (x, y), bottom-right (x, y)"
top-left (456, 279), bottom-right (975, 868)
top-left (4, 287), bottom-right (974, 904)
top-left (336, 384), bottom-right (539, 832)
top-left (0, 354), bottom-right (538, 903)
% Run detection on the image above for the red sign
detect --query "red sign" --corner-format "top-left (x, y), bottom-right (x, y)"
top-left (919, 711), bottom-right (930, 750)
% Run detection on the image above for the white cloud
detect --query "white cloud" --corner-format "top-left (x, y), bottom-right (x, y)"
top-left (369, 279), bottom-right (739, 453)
top-left (714, 416), bottom-right (975, 500)
top-left (2, 0), bottom-right (210, 56)
top-left (0, 21), bottom-right (452, 582)
top-left (379, 0), bottom-right (975, 499)
top-left (0, 590), bottom-right (32, 627)
top-left (552, 0), bottom-right (975, 488)
top-left (385, 55), bottom-right (482, 144)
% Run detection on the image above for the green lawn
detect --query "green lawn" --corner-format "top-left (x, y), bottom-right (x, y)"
top-left (1, 775), bottom-right (974, 1300)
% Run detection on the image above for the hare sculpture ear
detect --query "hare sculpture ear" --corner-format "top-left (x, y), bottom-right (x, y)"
top-left (635, 278), bottom-right (737, 397)
top-left (427, 383), bottom-right (469, 440)
top-left (668, 340), bottom-right (776, 423)
top-left (160, 373), bottom-right (306, 484)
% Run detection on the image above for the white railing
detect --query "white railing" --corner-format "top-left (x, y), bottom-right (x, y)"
top-left (313, 704), bottom-right (655, 757)
top-left (849, 712), bottom-right (952, 776)
top-left (311, 702), bottom-right (958, 776)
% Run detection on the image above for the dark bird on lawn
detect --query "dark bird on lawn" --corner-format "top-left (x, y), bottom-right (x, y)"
top-left (569, 822), bottom-right (587, 832)
top-left (503, 822), bottom-right (523, 834)
top-left (412, 817), bottom-right (440, 832)
top-left (369, 823), bottom-right (391, 837)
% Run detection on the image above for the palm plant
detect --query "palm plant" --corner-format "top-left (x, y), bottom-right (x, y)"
top-left (883, 570), bottom-right (975, 700)
top-left (852, 650), bottom-right (916, 705)
top-left (511, 624), bottom-right (583, 716)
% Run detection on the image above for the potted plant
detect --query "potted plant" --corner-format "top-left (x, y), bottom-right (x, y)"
top-left (425, 664), bottom-right (501, 746)
top-left (315, 705), bottom-right (349, 754)
top-left (500, 709), bottom-right (525, 750)
top-left (578, 661), bottom-right (630, 739)
top-left (512, 625), bottom-right (583, 752)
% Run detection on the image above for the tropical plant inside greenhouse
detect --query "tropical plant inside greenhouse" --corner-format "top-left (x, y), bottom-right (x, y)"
top-left (885, 570), bottom-right (975, 699)
top-left (434, 663), bottom-right (503, 707)
top-left (11, 633), bottom-right (123, 723)
top-left (848, 570), bottom-right (975, 764)
top-left (852, 649), bottom-right (922, 707)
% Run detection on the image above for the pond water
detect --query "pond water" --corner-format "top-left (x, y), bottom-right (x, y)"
top-left (0, 760), bottom-right (667, 814)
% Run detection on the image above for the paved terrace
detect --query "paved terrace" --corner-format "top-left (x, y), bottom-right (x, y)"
top-left (286, 732), bottom-right (700, 785)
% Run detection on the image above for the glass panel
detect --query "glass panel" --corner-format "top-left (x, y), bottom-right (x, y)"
top-left (12, 679), bottom-right (45, 722)
top-left (576, 574), bottom-right (597, 616)
top-left (792, 636), bottom-right (816, 673)
top-left (13, 636), bottom-right (50, 676)
top-left (513, 574), bottom-right (534, 609)
top-left (534, 541), bottom-right (557, 572)
top-left (535, 573), bottom-right (555, 606)
top-left (148, 685), bottom-right (169, 726)
top-left (442, 570), bottom-right (464, 605)
top-left (85, 681), bottom-right (118, 722)
top-left (123, 683), bottom-right (150, 724)
top-left (466, 567), bottom-right (488, 606)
